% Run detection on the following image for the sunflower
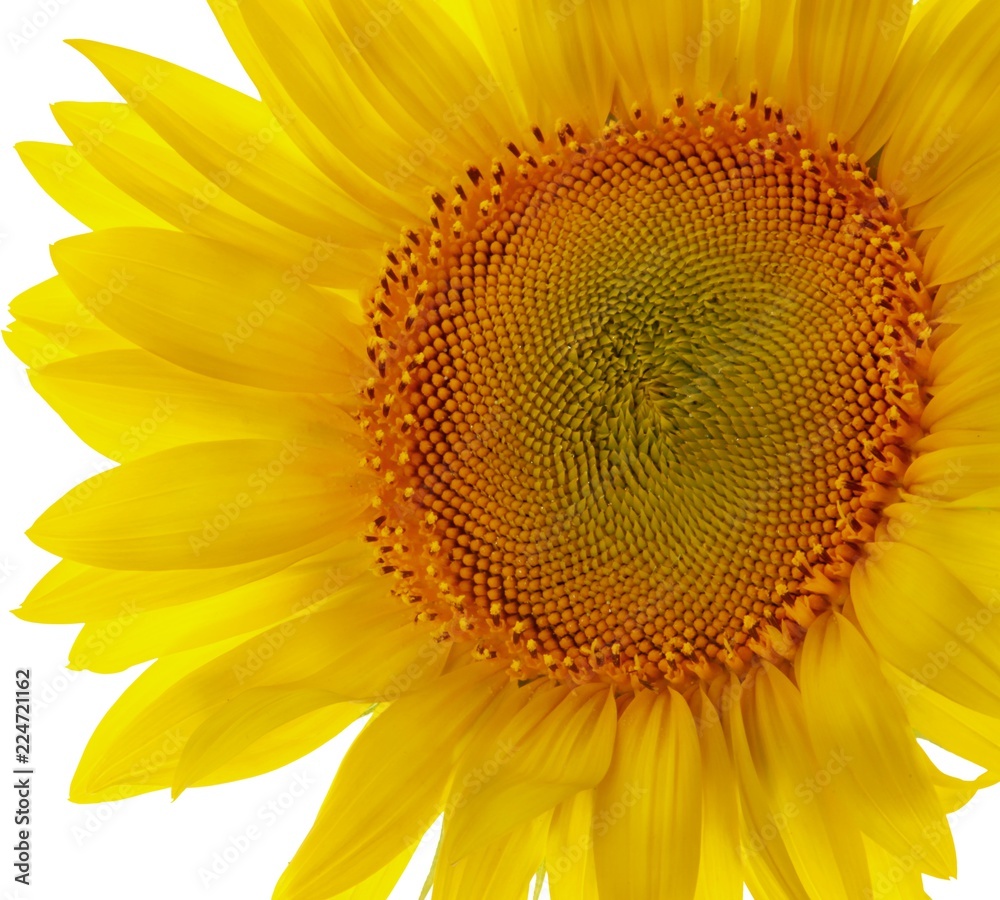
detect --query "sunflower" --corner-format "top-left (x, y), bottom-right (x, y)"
top-left (8, 0), bottom-right (1000, 897)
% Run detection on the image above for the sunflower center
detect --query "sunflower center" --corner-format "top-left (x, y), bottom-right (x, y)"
top-left (362, 97), bottom-right (932, 690)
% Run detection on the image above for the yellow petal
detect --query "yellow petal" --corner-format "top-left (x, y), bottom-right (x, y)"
top-left (726, 678), bottom-right (809, 900)
top-left (49, 101), bottom-right (370, 284)
top-left (16, 140), bottom-right (169, 231)
top-left (508, 0), bottom-right (614, 135)
top-left (744, 665), bottom-right (870, 900)
top-left (591, 0), bottom-right (711, 112)
top-left (28, 440), bottom-right (368, 570)
top-left (732, 0), bottom-right (797, 111)
top-left (878, 1), bottom-right (1000, 207)
top-left (208, 0), bottom-right (423, 221)
top-left (593, 689), bottom-right (701, 900)
top-left (7, 277), bottom-right (134, 369)
top-left (923, 367), bottom-right (1000, 434)
top-left (798, 613), bottom-right (955, 878)
top-left (884, 663), bottom-right (1000, 777)
top-left (882, 499), bottom-right (1000, 609)
top-left (546, 791), bottom-right (599, 900)
top-left (789, 0), bottom-right (911, 145)
top-left (691, 691), bottom-right (742, 900)
top-left (240, 0), bottom-right (517, 187)
top-left (72, 600), bottom-right (427, 799)
top-left (172, 686), bottom-right (361, 796)
top-left (852, 540), bottom-right (1000, 718)
top-left (15, 540), bottom-right (326, 623)
top-left (64, 547), bottom-right (376, 672)
top-left (325, 842), bottom-right (418, 900)
top-left (69, 637), bottom-right (265, 802)
top-left (432, 811), bottom-right (551, 900)
top-left (854, 0), bottom-right (981, 161)
top-left (51, 228), bottom-right (366, 393)
top-left (441, 683), bottom-right (616, 860)
top-left (274, 664), bottom-right (507, 900)
top-left (4, 321), bottom-right (76, 368)
top-left (68, 40), bottom-right (392, 243)
top-left (30, 349), bottom-right (356, 463)
top-left (902, 444), bottom-right (1000, 501)
top-left (863, 837), bottom-right (933, 900)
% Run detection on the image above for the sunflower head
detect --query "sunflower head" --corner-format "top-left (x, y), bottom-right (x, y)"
top-left (8, 1), bottom-right (1000, 899)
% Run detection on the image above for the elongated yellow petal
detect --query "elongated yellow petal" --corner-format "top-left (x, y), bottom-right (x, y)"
top-left (732, 0), bottom-right (796, 111)
top-left (172, 686), bottom-right (361, 796)
top-left (789, 0), bottom-right (911, 144)
top-left (902, 444), bottom-right (1000, 501)
top-left (274, 664), bottom-right (507, 900)
top-left (208, 1), bottom-right (423, 220)
top-left (546, 791), bottom-right (599, 900)
top-left (863, 837), bottom-right (933, 900)
top-left (48, 101), bottom-right (370, 284)
top-left (727, 679), bottom-right (810, 900)
top-left (64, 548), bottom-right (376, 672)
top-left (883, 503), bottom-right (1000, 604)
top-left (4, 322), bottom-right (76, 368)
top-left (28, 440), bottom-right (367, 570)
top-left (441, 683), bottom-right (615, 860)
top-left (51, 228), bottom-right (366, 393)
top-left (72, 600), bottom-right (428, 799)
top-left (854, 0), bottom-right (982, 160)
top-left (923, 369), bottom-right (1000, 434)
top-left (7, 277), bottom-right (134, 369)
top-left (798, 613), bottom-right (955, 877)
top-left (593, 689), bottom-right (701, 900)
top-left (68, 40), bottom-right (393, 243)
top-left (884, 663), bottom-right (1000, 776)
top-left (591, 0), bottom-right (710, 112)
top-left (746, 665), bottom-right (871, 900)
top-left (691, 691), bottom-right (741, 900)
top-left (30, 350), bottom-right (356, 463)
top-left (509, 0), bottom-right (614, 135)
top-left (68, 637), bottom-right (260, 802)
top-left (878, 1), bottom-right (1000, 207)
top-left (15, 540), bottom-right (327, 623)
top-left (326, 842), bottom-right (418, 900)
top-left (240, 0), bottom-right (518, 187)
top-left (433, 811), bottom-right (551, 900)
top-left (852, 540), bottom-right (1000, 718)
top-left (16, 140), bottom-right (169, 231)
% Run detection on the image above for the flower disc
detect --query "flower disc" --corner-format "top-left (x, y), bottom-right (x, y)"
top-left (368, 100), bottom-right (933, 689)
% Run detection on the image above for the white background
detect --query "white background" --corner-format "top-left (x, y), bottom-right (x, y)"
top-left (0, 1), bottom-right (997, 899)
